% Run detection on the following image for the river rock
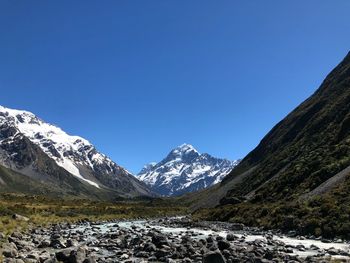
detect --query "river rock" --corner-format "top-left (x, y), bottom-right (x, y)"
top-left (2, 242), bottom-right (18, 258)
top-left (0, 217), bottom-right (347, 263)
top-left (327, 248), bottom-right (340, 255)
top-left (12, 214), bottom-right (29, 222)
top-left (55, 249), bottom-right (71, 261)
top-left (135, 251), bottom-right (149, 258)
top-left (10, 232), bottom-right (23, 239)
top-left (143, 242), bottom-right (157, 252)
top-left (38, 251), bottom-right (52, 262)
top-left (69, 246), bottom-right (87, 263)
top-left (83, 257), bottom-right (96, 263)
top-left (50, 238), bottom-right (66, 249)
top-left (3, 259), bottom-right (25, 263)
top-left (226, 233), bottom-right (238, 241)
top-left (218, 240), bottom-right (231, 251)
top-left (152, 232), bottom-right (169, 248)
top-left (230, 223), bottom-right (244, 231)
top-left (66, 239), bottom-right (79, 247)
top-left (203, 250), bottom-right (226, 263)
top-left (43, 258), bottom-right (58, 263)
top-left (206, 236), bottom-right (215, 243)
top-left (38, 240), bottom-right (51, 248)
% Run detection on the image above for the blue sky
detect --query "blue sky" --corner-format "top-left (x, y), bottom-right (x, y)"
top-left (0, 1), bottom-right (349, 173)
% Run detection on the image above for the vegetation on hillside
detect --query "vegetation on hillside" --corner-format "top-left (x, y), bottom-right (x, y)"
top-left (223, 52), bottom-right (350, 201)
top-left (194, 189), bottom-right (350, 239)
top-left (0, 193), bottom-right (187, 237)
top-left (193, 52), bottom-right (350, 239)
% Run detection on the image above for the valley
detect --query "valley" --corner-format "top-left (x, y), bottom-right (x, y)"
top-left (2, 52), bottom-right (350, 262)
top-left (2, 216), bottom-right (350, 262)
top-left (2, 1), bottom-right (350, 262)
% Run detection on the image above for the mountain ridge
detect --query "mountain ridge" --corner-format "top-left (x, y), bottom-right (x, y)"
top-left (0, 105), bottom-right (153, 199)
top-left (138, 144), bottom-right (239, 196)
top-left (190, 51), bottom-right (350, 238)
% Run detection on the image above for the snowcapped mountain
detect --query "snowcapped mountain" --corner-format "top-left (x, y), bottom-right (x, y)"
top-left (138, 144), bottom-right (239, 196)
top-left (0, 105), bottom-right (152, 198)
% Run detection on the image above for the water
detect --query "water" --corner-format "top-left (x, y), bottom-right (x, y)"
top-left (72, 219), bottom-right (350, 260)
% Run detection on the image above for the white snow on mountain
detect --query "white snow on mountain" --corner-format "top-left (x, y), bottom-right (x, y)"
top-left (0, 105), bottom-right (119, 188)
top-left (138, 144), bottom-right (239, 196)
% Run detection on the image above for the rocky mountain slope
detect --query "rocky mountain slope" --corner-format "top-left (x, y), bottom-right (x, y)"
top-left (191, 51), bottom-right (350, 238)
top-left (221, 51), bottom-right (350, 203)
top-left (0, 106), bottom-right (153, 199)
top-left (138, 144), bottom-right (239, 196)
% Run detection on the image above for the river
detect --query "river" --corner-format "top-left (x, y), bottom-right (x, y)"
top-left (2, 217), bottom-right (350, 262)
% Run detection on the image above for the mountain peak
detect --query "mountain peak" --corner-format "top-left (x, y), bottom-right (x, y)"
top-left (164, 144), bottom-right (200, 165)
top-left (0, 105), bottom-right (153, 197)
top-left (138, 162), bottom-right (157, 175)
top-left (173, 143), bottom-right (198, 154)
top-left (0, 105), bottom-right (38, 125)
top-left (138, 144), bottom-right (239, 196)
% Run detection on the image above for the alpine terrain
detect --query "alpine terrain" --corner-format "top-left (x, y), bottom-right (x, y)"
top-left (192, 52), bottom-right (350, 238)
top-left (0, 106), bottom-right (153, 199)
top-left (138, 144), bottom-right (239, 196)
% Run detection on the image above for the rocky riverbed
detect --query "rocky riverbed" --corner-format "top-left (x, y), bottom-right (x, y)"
top-left (2, 217), bottom-right (350, 262)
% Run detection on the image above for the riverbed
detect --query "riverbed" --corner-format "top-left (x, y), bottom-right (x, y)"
top-left (2, 217), bottom-right (350, 262)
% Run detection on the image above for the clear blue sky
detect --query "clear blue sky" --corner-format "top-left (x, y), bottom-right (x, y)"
top-left (0, 1), bottom-right (349, 173)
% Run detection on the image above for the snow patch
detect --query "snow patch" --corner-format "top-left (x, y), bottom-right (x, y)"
top-left (138, 143), bottom-right (239, 196)
top-left (0, 105), bottom-right (105, 188)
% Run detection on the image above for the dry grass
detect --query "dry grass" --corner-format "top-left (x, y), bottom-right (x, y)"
top-left (0, 193), bottom-right (186, 263)
top-left (0, 193), bottom-right (187, 240)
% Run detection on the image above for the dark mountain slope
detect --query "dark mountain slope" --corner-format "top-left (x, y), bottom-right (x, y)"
top-left (192, 52), bottom-right (350, 238)
top-left (0, 131), bottom-right (127, 200)
top-left (221, 51), bottom-right (350, 202)
top-left (0, 164), bottom-right (58, 196)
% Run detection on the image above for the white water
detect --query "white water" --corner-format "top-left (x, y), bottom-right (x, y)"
top-left (76, 220), bottom-right (350, 260)
top-left (69, 220), bottom-right (350, 260)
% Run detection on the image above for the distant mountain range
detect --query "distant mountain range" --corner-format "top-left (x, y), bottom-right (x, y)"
top-left (138, 144), bottom-right (239, 196)
top-left (0, 106), bottom-right (152, 199)
top-left (3, 51), bottom-right (350, 239)
top-left (0, 106), bottom-right (239, 199)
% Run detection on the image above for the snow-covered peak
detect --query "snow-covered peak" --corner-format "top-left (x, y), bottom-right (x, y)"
top-left (164, 143), bottom-right (200, 164)
top-left (0, 105), bottom-right (121, 188)
top-left (0, 105), bottom-right (91, 151)
top-left (138, 162), bottom-right (157, 175)
top-left (173, 143), bottom-right (198, 154)
top-left (145, 162), bottom-right (157, 168)
top-left (138, 144), bottom-right (240, 196)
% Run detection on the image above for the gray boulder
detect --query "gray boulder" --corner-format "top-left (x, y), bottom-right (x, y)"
top-left (2, 242), bottom-right (18, 258)
top-left (230, 223), bottom-right (244, 231)
top-left (203, 251), bottom-right (226, 263)
top-left (152, 233), bottom-right (169, 248)
top-left (69, 246), bottom-right (87, 263)
top-left (218, 240), bottom-right (230, 251)
top-left (12, 214), bottom-right (29, 222)
top-left (226, 233), bottom-right (237, 241)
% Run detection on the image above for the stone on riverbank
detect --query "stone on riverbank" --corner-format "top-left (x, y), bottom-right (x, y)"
top-left (203, 250), bottom-right (226, 263)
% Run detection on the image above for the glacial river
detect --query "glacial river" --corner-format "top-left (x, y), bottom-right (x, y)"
top-left (74, 219), bottom-right (350, 260)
